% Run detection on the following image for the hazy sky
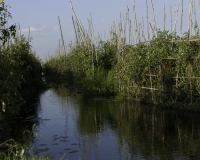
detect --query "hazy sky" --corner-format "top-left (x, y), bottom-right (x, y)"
top-left (6, 0), bottom-right (197, 60)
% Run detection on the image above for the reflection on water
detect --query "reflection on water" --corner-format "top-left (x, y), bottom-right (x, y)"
top-left (30, 86), bottom-right (200, 159)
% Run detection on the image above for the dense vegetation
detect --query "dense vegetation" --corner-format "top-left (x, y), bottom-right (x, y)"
top-left (43, 0), bottom-right (200, 110)
top-left (1, 0), bottom-right (200, 158)
top-left (0, 35), bottom-right (46, 159)
top-left (0, 1), bottom-right (45, 159)
top-left (43, 31), bottom-right (200, 109)
top-left (0, 36), bottom-right (44, 117)
top-left (44, 41), bottom-right (118, 96)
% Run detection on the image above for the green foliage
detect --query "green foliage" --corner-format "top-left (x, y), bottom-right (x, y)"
top-left (6, 37), bottom-right (42, 87)
top-left (0, 1), bottom-right (16, 44)
top-left (116, 30), bottom-right (200, 106)
top-left (0, 36), bottom-right (43, 118)
top-left (0, 139), bottom-right (52, 160)
top-left (0, 1), bottom-right (43, 119)
top-left (81, 69), bottom-right (117, 96)
top-left (44, 42), bottom-right (118, 96)
top-left (44, 30), bottom-right (200, 108)
top-left (98, 41), bottom-right (117, 70)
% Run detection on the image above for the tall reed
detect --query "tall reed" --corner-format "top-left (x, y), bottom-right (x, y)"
top-left (44, 0), bottom-right (200, 108)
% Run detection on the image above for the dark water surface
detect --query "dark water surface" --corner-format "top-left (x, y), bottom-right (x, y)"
top-left (28, 86), bottom-right (200, 160)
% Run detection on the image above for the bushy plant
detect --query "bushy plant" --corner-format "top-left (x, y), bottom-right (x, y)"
top-left (43, 41), bottom-right (118, 96)
top-left (0, 36), bottom-right (43, 117)
top-left (44, 26), bottom-right (200, 107)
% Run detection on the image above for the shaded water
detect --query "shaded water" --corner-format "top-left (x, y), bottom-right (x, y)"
top-left (27, 86), bottom-right (200, 159)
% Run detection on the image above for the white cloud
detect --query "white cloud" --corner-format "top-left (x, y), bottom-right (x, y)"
top-left (53, 25), bottom-right (59, 31)
top-left (21, 25), bottom-right (46, 34)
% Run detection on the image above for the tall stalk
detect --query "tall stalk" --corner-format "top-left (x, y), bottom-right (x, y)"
top-left (150, 0), bottom-right (157, 37)
top-left (58, 16), bottom-right (66, 55)
top-left (72, 16), bottom-right (78, 44)
top-left (173, 4), bottom-right (180, 36)
top-left (70, 1), bottom-right (89, 47)
top-left (133, 0), bottom-right (138, 44)
top-left (180, 0), bottom-right (183, 39)
top-left (171, 6), bottom-right (173, 33)
top-left (188, 0), bottom-right (192, 38)
top-left (164, 2), bottom-right (166, 31)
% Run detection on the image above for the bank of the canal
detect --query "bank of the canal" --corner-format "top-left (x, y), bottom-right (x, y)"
top-left (25, 85), bottom-right (200, 159)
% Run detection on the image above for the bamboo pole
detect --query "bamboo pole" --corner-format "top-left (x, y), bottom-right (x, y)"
top-left (117, 22), bottom-right (121, 63)
top-left (180, 0), bottom-right (183, 39)
top-left (150, 0), bottom-right (157, 37)
top-left (191, 0), bottom-right (194, 36)
top-left (129, 20), bottom-right (131, 45)
top-left (87, 17), bottom-right (95, 72)
top-left (146, 0), bottom-right (150, 41)
top-left (123, 11), bottom-right (127, 43)
top-left (142, 17), bottom-right (146, 42)
top-left (58, 16), bottom-right (66, 55)
top-left (173, 4), bottom-right (180, 36)
top-left (188, 0), bottom-right (192, 38)
top-left (127, 6), bottom-right (131, 45)
top-left (133, 0), bottom-right (138, 44)
top-left (164, 2), bottom-right (166, 31)
top-left (141, 87), bottom-right (159, 91)
top-left (131, 23), bottom-right (134, 45)
top-left (138, 22), bottom-right (141, 43)
top-left (194, 0), bottom-right (198, 35)
top-left (28, 26), bottom-right (31, 52)
top-left (199, 0), bottom-right (200, 17)
top-left (18, 23), bottom-right (21, 41)
top-left (173, 77), bottom-right (200, 79)
top-left (70, 1), bottom-right (90, 47)
top-left (171, 6), bottom-right (173, 33)
top-left (28, 26), bottom-right (30, 43)
top-left (199, 0), bottom-right (200, 14)
top-left (149, 23), bottom-right (155, 37)
top-left (90, 13), bottom-right (98, 65)
top-left (72, 16), bottom-right (78, 44)
top-left (87, 18), bottom-right (92, 41)
top-left (76, 20), bottom-right (82, 43)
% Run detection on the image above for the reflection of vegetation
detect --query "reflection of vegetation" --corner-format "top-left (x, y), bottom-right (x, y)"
top-left (0, 92), bottom-right (44, 159)
top-left (38, 85), bottom-right (200, 159)
top-left (76, 97), bottom-right (200, 159)
top-left (50, 85), bottom-right (200, 159)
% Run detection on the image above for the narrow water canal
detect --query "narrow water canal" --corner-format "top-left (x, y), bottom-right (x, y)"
top-left (27, 86), bottom-right (200, 160)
